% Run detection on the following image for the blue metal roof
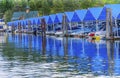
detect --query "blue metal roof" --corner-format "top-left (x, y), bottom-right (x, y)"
top-left (14, 21), bottom-right (18, 27)
top-left (28, 18), bottom-right (33, 25)
top-left (98, 7), bottom-right (106, 21)
top-left (89, 7), bottom-right (103, 20)
top-left (24, 19), bottom-right (28, 26)
top-left (43, 16), bottom-right (49, 24)
top-left (37, 17), bottom-right (41, 25)
top-left (0, 19), bottom-right (4, 22)
top-left (30, 17), bottom-right (41, 25)
top-left (30, 18), bottom-right (38, 25)
top-left (47, 16), bottom-right (53, 24)
top-left (105, 4), bottom-right (120, 19)
top-left (32, 18), bottom-right (37, 25)
top-left (54, 13), bottom-right (63, 24)
top-left (21, 20), bottom-right (26, 26)
top-left (47, 14), bottom-right (56, 24)
top-left (83, 10), bottom-right (96, 21)
top-left (72, 9), bottom-right (87, 22)
top-left (117, 13), bottom-right (120, 20)
top-left (65, 12), bottom-right (74, 22)
top-left (71, 12), bottom-right (81, 22)
top-left (7, 22), bottom-right (11, 26)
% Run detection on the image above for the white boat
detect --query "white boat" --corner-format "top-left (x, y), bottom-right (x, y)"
top-left (55, 31), bottom-right (63, 36)
top-left (46, 31), bottom-right (55, 35)
top-left (95, 31), bottom-right (106, 38)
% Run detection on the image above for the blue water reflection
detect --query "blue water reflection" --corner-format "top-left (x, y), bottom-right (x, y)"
top-left (5, 33), bottom-right (120, 77)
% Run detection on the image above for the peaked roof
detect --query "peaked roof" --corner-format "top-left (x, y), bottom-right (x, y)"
top-left (54, 13), bottom-right (63, 24)
top-left (89, 7), bottom-right (103, 20)
top-left (47, 14), bottom-right (56, 24)
top-left (65, 12), bottom-right (74, 22)
top-left (98, 7), bottom-right (106, 20)
top-left (117, 13), bottom-right (120, 20)
top-left (71, 12), bottom-right (81, 22)
top-left (21, 20), bottom-right (25, 26)
top-left (105, 4), bottom-right (120, 19)
top-left (72, 9), bottom-right (87, 22)
top-left (37, 17), bottom-right (41, 25)
top-left (43, 16), bottom-right (49, 24)
top-left (83, 10), bottom-right (96, 21)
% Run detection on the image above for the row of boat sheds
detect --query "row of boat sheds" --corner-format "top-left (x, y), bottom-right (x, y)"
top-left (7, 4), bottom-right (120, 40)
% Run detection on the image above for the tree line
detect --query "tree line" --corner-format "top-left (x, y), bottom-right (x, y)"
top-left (0, 0), bottom-right (119, 22)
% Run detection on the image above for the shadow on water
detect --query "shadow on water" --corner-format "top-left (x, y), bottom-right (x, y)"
top-left (1, 33), bottom-right (120, 77)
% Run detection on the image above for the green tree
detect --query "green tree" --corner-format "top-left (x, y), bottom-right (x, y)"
top-left (4, 10), bottom-right (13, 22)
top-left (52, 0), bottom-right (64, 13)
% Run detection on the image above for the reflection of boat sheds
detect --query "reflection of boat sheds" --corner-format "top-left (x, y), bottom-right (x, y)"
top-left (7, 4), bottom-right (120, 39)
top-left (114, 59), bottom-right (120, 76)
top-left (91, 42), bottom-right (107, 76)
top-left (76, 39), bottom-right (90, 74)
top-left (6, 33), bottom-right (118, 77)
top-left (114, 41), bottom-right (120, 76)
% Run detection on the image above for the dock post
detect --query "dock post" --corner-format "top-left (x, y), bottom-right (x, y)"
top-left (109, 8), bottom-right (114, 39)
top-left (62, 14), bottom-right (68, 36)
top-left (96, 20), bottom-right (99, 31)
top-left (12, 23), bottom-right (15, 33)
top-left (41, 18), bottom-right (46, 36)
top-left (114, 19), bottom-right (117, 37)
top-left (53, 23), bottom-right (55, 33)
top-left (81, 22), bottom-right (84, 36)
top-left (18, 22), bottom-right (22, 33)
top-left (69, 22), bottom-right (72, 33)
top-left (106, 8), bottom-right (113, 39)
top-left (41, 18), bottom-right (46, 55)
top-left (28, 20), bottom-right (30, 32)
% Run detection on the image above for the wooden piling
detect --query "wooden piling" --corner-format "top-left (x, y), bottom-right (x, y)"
top-left (12, 23), bottom-right (15, 33)
top-left (41, 18), bottom-right (46, 36)
top-left (81, 22), bottom-right (84, 36)
top-left (106, 8), bottom-right (113, 40)
top-left (41, 18), bottom-right (46, 55)
top-left (62, 14), bottom-right (68, 36)
top-left (109, 8), bottom-right (114, 39)
top-left (96, 20), bottom-right (99, 31)
top-left (18, 22), bottom-right (22, 33)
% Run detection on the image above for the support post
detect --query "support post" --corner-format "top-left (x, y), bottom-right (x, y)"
top-left (41, 18), bottom-right (46, 36)
top-left (106, 8), bottom-right (113, 39)
top-left (69, 22), bottom-right (72, 32)
top-left (47, 25), bottom-right (48, 31)
top-left (109, 9), bottom-right (114, 39)
top-left (62, 14), bottom-right (67, 36)
top-left (41, 18), bottom-right (46, 55)
top-left (115, 19), bottom-right (119, 37)
top-left (53, 24), bottom-right (55, 32)
top-left (96, 20), bottom-right (99, 31)
top-left (12, 23), bottom-right (15, 33)
top-left (81, 22), bottom-right (84, 35)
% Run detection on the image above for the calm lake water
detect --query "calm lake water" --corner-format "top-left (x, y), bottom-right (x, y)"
top-left (0, 33), bottom-right (120, 78)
